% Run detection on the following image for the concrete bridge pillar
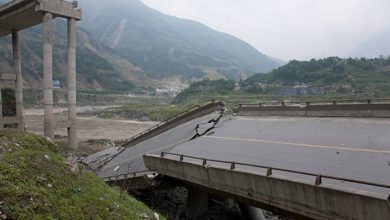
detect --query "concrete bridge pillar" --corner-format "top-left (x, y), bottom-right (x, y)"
top-left (43, 12), bottom-right (54, 140)
top-left (12, 30), bottom-right (24, 130)
top-left (185, 187), bottom-right (209, 219)
top-left (67, 17), bottom-right (77, 150)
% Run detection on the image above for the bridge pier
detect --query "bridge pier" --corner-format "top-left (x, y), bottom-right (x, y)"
top-left (12, 30), bottom-right (24, 131)
top-left (43, 12), bottom-right (54, 140)
top-left (185, 187), bottom-right (209, 219)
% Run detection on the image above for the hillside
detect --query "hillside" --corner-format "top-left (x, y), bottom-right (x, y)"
top-left (0, 129), bottom-right (161, 219)
top-left (0, 21), bottom-right (147, 92)
top-left (79, 0), bottom-right (280, 80)
top-left (0, 0), bottom-right (280, 92)
top-left (243, 57), bottom-right (390, 97)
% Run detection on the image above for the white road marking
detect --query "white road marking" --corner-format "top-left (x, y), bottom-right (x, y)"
top-left (204, 136), bottom-right (390, 155)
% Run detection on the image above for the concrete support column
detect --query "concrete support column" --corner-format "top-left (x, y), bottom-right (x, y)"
top-left (12, 30), bottom-right (24, 131)
top-left (43, 12), bottom-right (54, 140)
top-left (67, 18), bottom-right (77, 150)
top-left (185, 187), bottom-right (209, 219)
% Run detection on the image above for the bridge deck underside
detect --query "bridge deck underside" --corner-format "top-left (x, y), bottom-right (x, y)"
top-left (168, 116), bottom-right (390, 194)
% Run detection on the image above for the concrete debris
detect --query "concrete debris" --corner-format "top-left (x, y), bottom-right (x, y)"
top-left (138, 213), bottom-right (149, 218)
top-left (82, 146), bottom-right (124, 172)
top-left (44, 155), bottom-right (50, 160)
top-left (47, 183), bottom-right (53, 188)
top-left (65, 155), bottom-right (80, 173)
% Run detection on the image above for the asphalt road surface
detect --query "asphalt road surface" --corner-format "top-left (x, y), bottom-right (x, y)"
top-left (169, 116), bottom-right (390, 194)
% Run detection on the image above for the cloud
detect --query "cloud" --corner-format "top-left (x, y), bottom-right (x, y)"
top-left (141, 0), bottom-right (390, 60)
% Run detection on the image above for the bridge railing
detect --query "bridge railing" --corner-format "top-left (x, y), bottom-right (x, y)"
top-left (238, 98), bottom-right (390, 107)
top-left (160, 152), bottom-right (390, 190)
top-left (103, 170), bottom-right (152, 182)
top-left (121, 100), bottom-right (224, 148)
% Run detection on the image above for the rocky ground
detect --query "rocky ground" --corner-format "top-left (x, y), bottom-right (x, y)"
top-left (24, 106), bottom-right (157, 154)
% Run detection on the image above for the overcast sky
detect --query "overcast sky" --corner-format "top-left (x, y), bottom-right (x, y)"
top-left (141, 0), bottom-right (390, 61)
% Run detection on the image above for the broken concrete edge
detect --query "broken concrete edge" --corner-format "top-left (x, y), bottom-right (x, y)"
top-left (98, 108), bottom-right (226, 182)
top-left (120, 101), bottom-right (225, 149)
top-left (83, 101), bottom-right (225, 174)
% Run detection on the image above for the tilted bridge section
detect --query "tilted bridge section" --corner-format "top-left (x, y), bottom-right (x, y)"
top-left (85, 98), bottom-right (390, 219)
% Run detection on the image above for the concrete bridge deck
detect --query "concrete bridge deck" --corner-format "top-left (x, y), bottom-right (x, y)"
top-left (163, 116), bottom-right (390, 194)
top-left (85, 100), bottom-right (390, 219)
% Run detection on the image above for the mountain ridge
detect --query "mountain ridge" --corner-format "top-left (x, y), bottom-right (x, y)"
top-left (348, 27), bottom-right (390, 58)
top-left (0, 0), bottom-right (281, 91)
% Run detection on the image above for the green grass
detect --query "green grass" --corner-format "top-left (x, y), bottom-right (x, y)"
top-left (0, 130), bottom-right (162, 220)
top-left (99, 101), bottom-right (203, 122)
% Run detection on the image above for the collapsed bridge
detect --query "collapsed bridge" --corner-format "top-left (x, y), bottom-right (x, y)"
top-left (85, 99), bottom-right (390, 219)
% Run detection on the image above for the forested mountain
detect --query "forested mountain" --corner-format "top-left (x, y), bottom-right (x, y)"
top-left (79, 0), bottom-right (279, 80)
top-left (243, 57), bottom-right (390, 97)
top-left (0, 0), bottom-right (280, 92)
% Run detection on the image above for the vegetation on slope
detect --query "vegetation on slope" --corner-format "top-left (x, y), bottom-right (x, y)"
top-left (0, 130), bottom-right (161, 219)
top-left (170, 57), bottom-right (390, 105)
top-left (173, 79), bottom-right (236, 103)
top-left (242, 56), bottom-right (390, 97)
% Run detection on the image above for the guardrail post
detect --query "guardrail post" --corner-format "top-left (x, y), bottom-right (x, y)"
top-left (281, 102), bottom-right (285, 107)
top-left (266, 167), bottom-right (272, 176)
top-left (180, 155), bottom-right (184, 161)
top-left (202, 159), bottom-right (207, 166)
top-left (315, 175), bottom-right (322, 185)
top-left (161, 152), bottom-right (165, 158)
top-left (333, 101), bottom-right (337, 105)
top-left (367, 99), bottom-right (371, 104)
top-left (231, 162), bottom-right (236, 170)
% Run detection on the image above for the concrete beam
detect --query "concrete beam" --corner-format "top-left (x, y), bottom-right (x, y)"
top-left (0, 0), bottom-right (82, 37)
top-left (12, 30), bottom-right (24, 131)
top-left (144, 155), bottom-right (390, 220)
top-left (36, 0), bottom-right (81, 20)
top-left (43, 12), bottom-right (53, 140)
top-left (67, 17), bottom-right (77, 150)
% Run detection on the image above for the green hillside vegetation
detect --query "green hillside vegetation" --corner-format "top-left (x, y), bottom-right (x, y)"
top-left (243, 56), bottom-right (390, 97)
top-left (0, 130), bottom-right (162, 219)
top-left (172, 79), bottom-right (236, 103)
top-left (172, 57), bottom-right (390, 105)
